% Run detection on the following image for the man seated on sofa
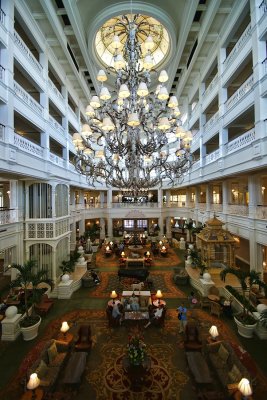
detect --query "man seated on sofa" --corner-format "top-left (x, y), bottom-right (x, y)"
top-left (129, 292), bottom-right (140, 311)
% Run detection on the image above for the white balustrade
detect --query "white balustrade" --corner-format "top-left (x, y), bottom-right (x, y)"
top-left (203, 110), bottom-right (219, 131)
top-left (13, 132), bottom-right (43, 158)
top-left (198, 203), bottom-right (207, 211)
top-left (49, 152), bottom-right (64, 167)
top-left (226, 128), bottom-right (255, 155)
top-left (48, 115), bottom-right (65, 134)
top-left (192, 160), bottom-right (200, 170)
top-left (0, 209), bottom-right (18, 225)
top-left (205, 148), bottom-right (221, 165)
top-left (223, 23), bottom-right (252, 69)
top-left (263, 57), bottom-right (267, 74)
top-left (225, 75), bottom-right (254, 111)
top-left (48, 78), bottom-right (64, 101)
top-left (13, 30), bottom-right (43, 74)
top-left (68, 105), bottom-right (77, 120)
top-left (203, 73), bottom-right (218, 97)
top-left (227, 204), bottom-right (249, 216)
top-left (26, 217), bottom-right (69, 239)
top-left (0, 123), bottom-right (4, 141)
top-left (0, 65), bottom-right (4, 82)
top-left (210, 203), bottom-right (223, 212)
top-left (192, 130), bottom-right (200, 144)
top-left (256, 206), bottom-right (267, 220)
top-left (0, 8), bottom-right (5, 26)
top-left (112, 202), bottom-right (158, 208)
top-left (259, 0), bottom-right (267, 18)
top-left (13, 81), bottom-right (43, 116)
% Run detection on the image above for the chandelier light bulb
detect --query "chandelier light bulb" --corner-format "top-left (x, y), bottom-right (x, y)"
top-left (119, 84), bottom-right (130, 99)
top-left (143, 54), bottom-right (153, 70)
top-left (168, 95), bottom-right (178, 108)
top-left (184, 131), bottom-right (193, 141)
top-left (97, 69), bottom-right (107, 82)
top-left (90, 96), bottom-right (101, 108)
top-left (157, 86), bottom-right (169, 100)
top-left (158, 70), bottom-right (168, 82)
top-left (127, 112), bottom-right (140, 126)
top-left (173, 107), bottom-right (181, 117)
top-left (158, 117), bottom-right (170, 130)
top-left (84, 148), bottom-right (93, 156)
top-left (114, 54), bottom-right (126, 70)
top-left (100, 86), bottom-right (111, 100)
top-left (175, 126), bottom-right (186, 138)
top-left (85, 105), bottom-right (95, 117)
top-left (137, 82), bottom-right (149, 97)
top-left (72, 132), bottom-right (83, 146)
top-left (111, 35), bottom-right (122, 49)
top-left (81, 124), bottom-right (92, 137)
top-left (102, 117), bottom-right (115, 131)
top-left (144, 35), bottom-right (154, 50)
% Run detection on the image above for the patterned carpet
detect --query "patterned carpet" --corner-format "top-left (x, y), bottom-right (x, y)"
top-left (89, 270), bottom-right (185, 298)
top-left (2, 308), bottom-right (267, 400)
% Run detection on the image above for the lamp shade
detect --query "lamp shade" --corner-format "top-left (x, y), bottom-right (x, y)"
top-left (121, 251), bottom-right (125, 258)
top-left (111, 35), bottom-right (122, 49)
top-left (158, 117), bottom-right (170, 130)
top-left (173, 107), bottom-right (181, 117)
top-left (146, 251), bottom-right (150, 257)
top-left (143, 54), bottom-right (153, 70)
top-left (114, 54), bottom-right (126, 70)
top-left (110, 290), bottom-right (117, 299)
top-left (100, 86), bottom-right (111, 101)
top-left (81, 124), bottom-right (92, 137)
top-left (238, 378), bottom-right (252, 396)
top-left (102, 117), bottom-right (115, 131)
top-left (90, 96), bottom-right (101, 108)
top-left (156, 290), bottom-right (163, 299)
top-left (168, 95), bottom-right (178, 108)
top-left (60, 321), bottom-right (69, 334)
top-left (72, 132), bottom-right (83, 146)
top-left (158, 70), bottom-right (168, 82)
top-left (157, 86), bottom-right (169, 100)
top-left (85, 104), bottom-right (95, 117)
top-left (209, 325), bottom-right (219, 339)
top-left (128, 113), bottom-right (140, 127)
top-left (119, 84), bottom-right (130, 99)
top-left (97, 69), bottom-right (107, 82)
top-left (137, 82), bottom-right (149, 97)
top-left (27, 373), bottom-right (40, 391)
top-left (144, 35), bottom-right (154, 50)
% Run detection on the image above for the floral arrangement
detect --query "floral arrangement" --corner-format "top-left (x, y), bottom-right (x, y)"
top-left (127, 334), bottom-right (146, 366)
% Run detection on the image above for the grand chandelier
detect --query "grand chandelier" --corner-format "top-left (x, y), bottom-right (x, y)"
top-left (73, 14), bottom-right (193, 193)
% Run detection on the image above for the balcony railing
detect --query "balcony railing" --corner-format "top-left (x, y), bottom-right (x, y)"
top-left (227, 204), bottom-right (249, 216)
top-left (112, 202), bottom-right (159, 208)
top-left (49, 153), bottom-right (64, 167)
top-left (0, 209), bottom-right (18, 225)
top-left (203, 73), bottom-right (218, 97)
top-left (259, 0), bottom-right (267, 17)
top-left (203, 110), bottom-right (219, 131)
top-left (48, 78), bottom-right (64, 101)
top-left (256, 205), bottom-right (267, 219)
top-left (210, 204), bottom-right (223, 212)
top-left (224, 23), bottom-right (251, 69)
top-left (13, 131), bottom-right (44, 158)
top-left (26, 217), bottom-right (69, 239)
top-left (192, 130), bottom-right (200, 144)
top-left (14, 81), bottom-right (44, 116)
top-left (205, 148), bottom-right (221, 165)
top-left (226, 128), bottom-right (255, 155)
top-left (225, 75), bottom-right (254, 111)
top-left (191, 160), bottom-right (200, 170)
top-left (262, 57), bottom-right (267, 74)
top-left (68, 105), bottom-right (77, 121)
top-left (0, 123), bottom-right (4, 141)
top-left (48, 115), bottom-right (65, 135)
top-left (0, 8), bottom-right (5, 26)
top-left (13, 31), bottom-right (43, 74)
top-left (0, 65), bottom-right (5, 82)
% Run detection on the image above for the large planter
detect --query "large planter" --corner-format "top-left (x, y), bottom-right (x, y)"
top-left (20, 316), bottom-right (42, 341)
top-left (234, 316), bottom-right (257, 338)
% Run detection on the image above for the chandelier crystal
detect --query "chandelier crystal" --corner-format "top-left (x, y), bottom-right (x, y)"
top-left (73, 14), bottom-right (193, 192)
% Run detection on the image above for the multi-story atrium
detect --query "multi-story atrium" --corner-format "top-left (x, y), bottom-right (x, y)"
top-left (0, 0), bottom-right (267, 399)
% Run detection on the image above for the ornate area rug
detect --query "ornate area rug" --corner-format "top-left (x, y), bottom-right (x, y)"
top-left (96, 246), bottom-right (181, 269)
top-left (90, 271), bottom-right (185, 298)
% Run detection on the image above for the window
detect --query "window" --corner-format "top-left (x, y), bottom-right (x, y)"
top-left (124, 220), bottom-right (134, 229)
top-left (137, 220), bottom-right (147, 229)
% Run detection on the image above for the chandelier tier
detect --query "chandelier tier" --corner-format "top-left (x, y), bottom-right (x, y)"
top-left (73, 14), bottom-right (193, 191)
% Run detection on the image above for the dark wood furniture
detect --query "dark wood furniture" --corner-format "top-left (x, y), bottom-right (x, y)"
top-left (74, 325), bottom-right (92, 352)
top-left (35, 294), bottom-right (54, 316)
top-left (20, 388), bottom-right (43, 400)
top-left (118, 268), bottom-right (149, 281)
top-left (62, 351), bottom-right (87, 385)
top-left (186, 352), bottom-right (212, 384)
top-left (184, 321), bottom-right (202, 352)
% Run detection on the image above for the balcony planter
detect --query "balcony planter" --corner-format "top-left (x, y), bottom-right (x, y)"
top-left (20, 315), bottom-right (42, 341)
top-left (233, 315), bottom-right (257, 338)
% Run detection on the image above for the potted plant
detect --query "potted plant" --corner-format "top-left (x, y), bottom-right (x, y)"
top-left (59, 249), bottom-right (79, 281)
top-left (11, 260), bottom-right (51, 341)
top-left (220, 267), bottom-right (261, 338)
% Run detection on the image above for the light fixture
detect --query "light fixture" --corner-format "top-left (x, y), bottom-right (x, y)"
top-left (238, 378), bottom-right (252, 399)
top-left (146, 251), bottom-right (150, 257)
top-left (121, 251), bottom-right (125, 258)
top-left (27, 373), bottom-right (40, 399)
top-left (73, 14), bottom-right (193, 194)
top-left (60, 321), bottom-right (70, 338)
top-left (209, 325), bottom-right (219, 341)
top-left (156, 290), bottom-right (163, 305)
top-left (110, 290), bottom-right (117, 304)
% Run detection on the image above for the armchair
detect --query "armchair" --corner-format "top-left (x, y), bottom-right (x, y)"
top-left (148, 305), bottom-right (166, 327)
top-left (210, 301), bottom-right (223, 318)
top-left (184, 321), bottom-right (202, 352)
top-left (74, 325), bottom-right (92, 352)
top-left (106, 303), bottom-right (124, 327)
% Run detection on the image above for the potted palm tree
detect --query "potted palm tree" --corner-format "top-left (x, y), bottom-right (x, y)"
top-left (220, 267), bottom-right (261, 338)
top-left (11, 260), bottom-right (51, 341)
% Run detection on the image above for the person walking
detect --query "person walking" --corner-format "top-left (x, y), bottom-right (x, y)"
top-left (177, 302), bottom-right (187, 333)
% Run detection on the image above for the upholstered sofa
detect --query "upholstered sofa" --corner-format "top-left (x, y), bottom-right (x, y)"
top-left (173, 267), bottom-right (189, 285)
top-left (28, 339), bottom-right (69, 390)
top-left (121, 293), bottom-right (152, 311)
top-left (206, 340), bottom-right (251, 390)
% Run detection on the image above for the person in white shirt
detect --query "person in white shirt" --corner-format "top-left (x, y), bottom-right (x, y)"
top-left (144, 305), bottom-right (164, 328)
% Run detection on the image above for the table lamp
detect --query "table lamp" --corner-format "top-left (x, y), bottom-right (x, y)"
top-left (121, 251), bottom-right (125, 258)
top-left (27, 373), bottom-right (40, 399)
top-left (60, 321), bottom-right (69, 338)
top-left (110, 290), bottom-right (117, 304)
top-left (106, 245), bottom-right (110, 251)
top-left (209, 325), bottom-right (219, 341)
top-left (238, 378), bottom-right (252, 399)
top-left (110, 241), bottom-right (113, 246)
top-left (156, 290), bottom-right (163, 305)
top-left (146, 251), bottom-right (150, 257)
top-left (159, 240), bottom-right (163, 246)
top-left (161, 245), bottom-right (166, 252)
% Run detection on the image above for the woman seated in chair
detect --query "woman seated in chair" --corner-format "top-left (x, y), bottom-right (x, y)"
top-left (144, 304), bottom-right (165, 328)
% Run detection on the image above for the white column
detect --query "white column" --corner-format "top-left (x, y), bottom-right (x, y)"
top-left (100, 218), bottom-right (106, 239)
top-left (166, 190), bottom-right (171, 207)
top-left (107, 189), bottom-right (112, 208)
top-left (166, 216), bottom-right (172, 239)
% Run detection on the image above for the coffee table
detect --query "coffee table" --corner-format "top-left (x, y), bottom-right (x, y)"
top-left (186, 352), bottom-right (212, 384)
top-left (124, 311), bottom-right (149, 320)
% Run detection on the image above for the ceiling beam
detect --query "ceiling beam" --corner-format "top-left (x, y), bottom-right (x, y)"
top-left (32, 12), bottom-right (46, 20)
top-left (56, 9), bottom-right (67, 16)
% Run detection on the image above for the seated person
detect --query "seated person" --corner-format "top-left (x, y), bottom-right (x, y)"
top-left (91, 270), bottom-right (100, 285)
top-left (129, 292), bottom-right (140, 311)
top-left (144, 305), bottom-right (164, 328)
top-left (123, 297), bottom-right (131, 310)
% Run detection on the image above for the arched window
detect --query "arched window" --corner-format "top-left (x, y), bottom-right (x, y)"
top-left (29, 183), bottom-right (52, 218)
top-left (55, 184), bottom-right (68, 217)
top-left (29, 243), bottom-right (53, 279)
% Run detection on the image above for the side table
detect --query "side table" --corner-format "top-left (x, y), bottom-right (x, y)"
top-left (21, 388), bottom-right (43, 400)
top-left (57, 332), bottom-right (74, 347)
top-left (233, 390), bottom-right (253, 400)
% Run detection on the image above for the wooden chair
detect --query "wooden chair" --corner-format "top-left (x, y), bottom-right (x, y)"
top-left (198, 292), bottom-right (210, 311)
top-left (74, 325), bottom-right (92, 352)
top-left (210, 301), bottom-right (223, 318)
top-left (184, 321), bottom-right (202, 352)
top-left (208, 286), bottom-right (220, 297)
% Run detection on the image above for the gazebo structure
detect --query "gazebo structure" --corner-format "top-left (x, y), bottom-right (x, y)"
top-left (196, 216), bottom-right (236, 269)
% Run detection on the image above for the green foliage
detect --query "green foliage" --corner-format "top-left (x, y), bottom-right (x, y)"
top-left (11, 260), bottom-right (51, 326)
top-left (225, 285), bottom-right (256, 313)
top-left (84, 224), bottom-right (100, 241)
top-left (59, 249), bottom-right (80, 275)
